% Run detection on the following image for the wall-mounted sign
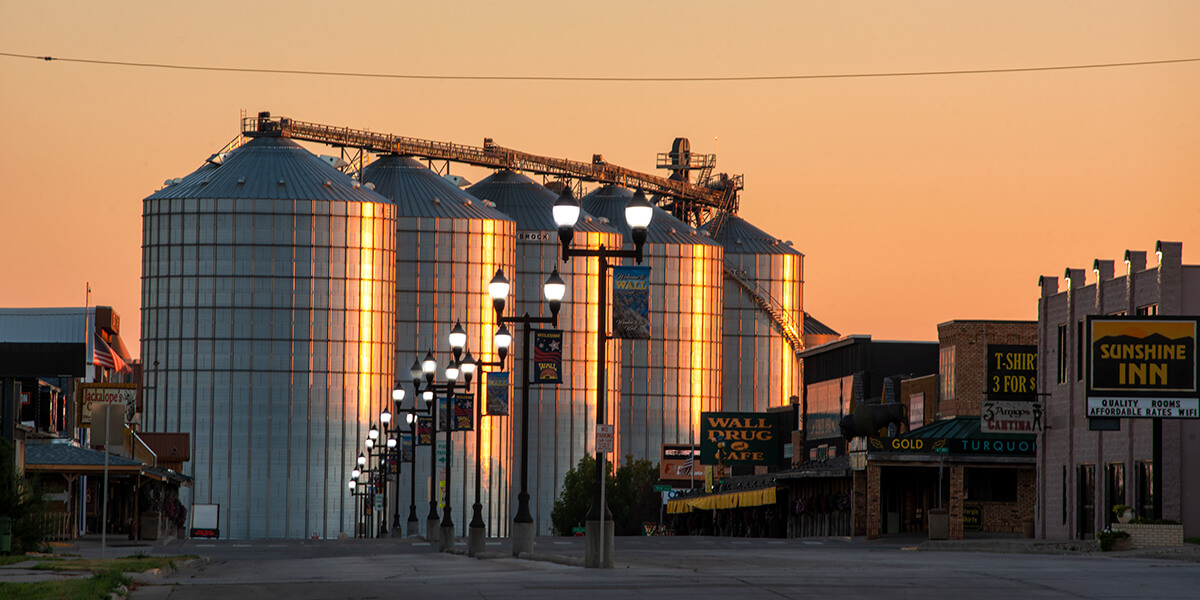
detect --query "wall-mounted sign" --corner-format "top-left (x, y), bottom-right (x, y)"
top-left (661, 444), bottom-right (699, 482)
top-left (981, 400), bottom-right (1044, 433)
top-left (79, 383), bottom-right (136, 427)
top-left (700, 412), bottom-right (782, 466)
top-left (867, 436), bottom-right (1036, 457)
top-left (963, 504), bottom-right (982, 530)
top-left (987, 345), bottom-right (1037, 401)
top-left (1087, 316), bottom-right (1199, 418)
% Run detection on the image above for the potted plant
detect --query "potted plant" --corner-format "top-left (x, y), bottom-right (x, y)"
top-left (1098, 528), bottom-right (1132, 551)
top-left (1112, 504), bottom-right (1133, 524)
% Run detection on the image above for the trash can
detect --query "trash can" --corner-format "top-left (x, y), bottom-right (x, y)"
top-left (0, 515), bottom-right (13, 554)
top-left (928, 508), bottom-right (948, 540)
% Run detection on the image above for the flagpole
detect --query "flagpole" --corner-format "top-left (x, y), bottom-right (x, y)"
top-left (81, 283), bottom-right (91, 538)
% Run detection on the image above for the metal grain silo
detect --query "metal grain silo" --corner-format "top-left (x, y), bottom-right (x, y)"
top-left (699, 214), bottom-right (803, 412)
top-left (141, 135), bottom-right (397, 539)
top-left (581, 185), bottom-right (724, 463)
top-left (466, 171), bottom-right (623, 536)
top-left (361, 155), bottom-right (517, 538)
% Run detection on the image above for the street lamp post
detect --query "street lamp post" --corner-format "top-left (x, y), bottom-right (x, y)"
top-left (553, 186), bottom-right (653, 568)
top-left (438, 355), bottom-right (462, 552)
top-left (365, 423), bottom-right (379, 536)
top-left (404, 360), bottom-right (429, 537)
top-left (461, 329), bottom-right (513, 556)
top-left (389, 389), bottom-right (406, 536)
top-left (488, 267), bottom-right (564, 557)
top-left (421, 350), bottom-right (440, 543)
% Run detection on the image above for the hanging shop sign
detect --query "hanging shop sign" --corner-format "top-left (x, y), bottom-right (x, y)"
top-left (453, 394), bottom-right (474, 431)
top-left (486, 371), bottom-right (509, 416)
top-left (699, 412), bottom-right (782, 466)
top-left (986, 345), bottom-right (1037, 401)
top-left (532, 329), bottom-right (563, 385)
top-left (981, 400), bottom-right (1044, 433)
top-left (867, 436), bottom-right (1036, 457)
top-left (1087, 316), bottom-right (1199, 418)
top-left (612, 265), bottom-right (651, 339)
top-left (417, 415), bottom-right (433, 446)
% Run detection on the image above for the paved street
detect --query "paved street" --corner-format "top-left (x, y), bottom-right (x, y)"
top-left (97, 535), bottom-right (1200, 600)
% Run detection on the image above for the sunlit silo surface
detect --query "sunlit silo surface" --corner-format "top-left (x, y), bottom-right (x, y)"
top-left (699, 214), bottom-right (803, 412)
top-left (141, 136), bottom-right (397, 539)
top-left (360, 155), bottom-right (517, 537)
top-left (465, 171), bottom-right (623, 535)
top-left (581, 185), bottom-right (724, 462)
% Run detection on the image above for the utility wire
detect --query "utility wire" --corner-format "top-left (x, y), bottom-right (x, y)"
top-left (3, 51), bottom-right (1198, 82)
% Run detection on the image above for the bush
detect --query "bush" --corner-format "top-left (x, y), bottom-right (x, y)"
top-left (549, 454), bottom-right (660, 536)
top-left (1097, 528), bottom-right (1130, 551)
top-left (0, 439), bottom-right (49, 554)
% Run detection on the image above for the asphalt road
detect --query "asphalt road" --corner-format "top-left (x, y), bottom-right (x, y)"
top-left (124, 536), bottom-right (1200, 600)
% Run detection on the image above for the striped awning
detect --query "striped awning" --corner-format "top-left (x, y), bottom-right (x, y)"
top-left (666, 487), bottom-right (778, 514)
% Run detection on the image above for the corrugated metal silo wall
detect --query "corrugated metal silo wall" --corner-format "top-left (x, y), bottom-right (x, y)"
top-left (721, 250), bottom-right (804, 412)
top-left (141, 154), bottom-right (397, 539)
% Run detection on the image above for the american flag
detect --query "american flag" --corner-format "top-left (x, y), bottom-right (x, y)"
top-left (93, 335), bottom-right (129, 373)
top-left (679, 454), bottom-right (694, 475)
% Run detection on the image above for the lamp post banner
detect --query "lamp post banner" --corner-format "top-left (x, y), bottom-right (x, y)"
top-left (486, 372), bottom-right (509, 416)
top-left (417, 416), bottom-right (433, 446)
top-left (400, 433), bottom-right (414, 461)
top-left (454, 394), bottom-right (474, 431)
top-left (438, 397), bottom-right (451, 430)
top-left (532, 329), bottom-right (563, 385)
top-left (612, 265), bottom-right (651, 339)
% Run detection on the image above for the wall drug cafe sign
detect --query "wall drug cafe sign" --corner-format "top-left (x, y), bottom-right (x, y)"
top-left (1087, 316), bottom-right (1199, 419)
top-left (699, 412), bottom-right (782, 466)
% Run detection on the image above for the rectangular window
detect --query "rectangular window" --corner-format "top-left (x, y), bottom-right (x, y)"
top-left (939, 346), bottom-right (955, 405)
top-left (1057, 325), bottom-right (1068, 384)
top-left (964, 468), bottom-right (1017, 502)
top-left (1062, 465), bottom-right (1068, 525)
top-left (1105, 462), bottom-right (1125, 524)
top-left (1136, 461), bottom-right (1154, 519)
top-left (1136, 304), bottom-right (1158, 316)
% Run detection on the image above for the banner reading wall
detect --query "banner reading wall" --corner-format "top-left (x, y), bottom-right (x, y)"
top-left (532, 329), bottom-right (563, 385)
top-left (400, 432), bottom-right (414, 462)
top-left (486, 371), bottom-right (509, 416)
top-left (453, 394), bottom-right (474, 431)
top-left (1087, 316), bottom-right (1200, 418)
top-left (613, 265), bottom-right (650, 339)
top-left (417, 415), bottom-right (433, 445)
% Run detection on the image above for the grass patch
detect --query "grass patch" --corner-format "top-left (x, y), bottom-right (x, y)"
top-left (31, 555), bottom-right (197, 573)
top-left (0, 555), bottom-right (37, 566)
top-left (0, 569), bottom-right (131, 600)
top-left (1185, 537), bottom-right (1200, 545)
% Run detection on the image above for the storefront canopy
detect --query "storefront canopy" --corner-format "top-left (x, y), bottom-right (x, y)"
top-left (667, 486), bottom-right (778, 514)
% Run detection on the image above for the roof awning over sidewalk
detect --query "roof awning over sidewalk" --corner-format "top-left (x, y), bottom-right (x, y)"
top-left (667, 487), bottom-right (778, 514)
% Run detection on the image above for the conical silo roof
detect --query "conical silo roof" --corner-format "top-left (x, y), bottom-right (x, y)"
top-left (699, 214), bottom-right (803, 256)
top-left (581, 184), bottom-right (722, 248)
top-left (148, 136), bottom-right (391, 204)
top-left (466, 171), bottom-right (616, 234)
top-left (361, 155), bottom-right (515, 221)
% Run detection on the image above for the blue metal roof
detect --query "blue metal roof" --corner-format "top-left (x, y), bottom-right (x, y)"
top-left (699, 214), bottom-right (803, 256)
top-left (582, 185), bottom-right (722, 248)
top-left (25, 442), bottom-right (144, 468)
top-left (146, 136), bottom-right (393, 205)
top-left (361, 155), bottom-right (515, 221)
top-left (465, 171), bottom-right (616, 234)
top-left (904, 416), bottom-right (1034, 441)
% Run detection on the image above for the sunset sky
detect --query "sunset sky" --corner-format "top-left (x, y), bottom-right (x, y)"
top-left (2, 1), bottom-right (1197, 358)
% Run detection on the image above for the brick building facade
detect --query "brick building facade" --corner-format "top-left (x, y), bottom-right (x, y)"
top-left (1036, 241), bottom-right (1200, 540)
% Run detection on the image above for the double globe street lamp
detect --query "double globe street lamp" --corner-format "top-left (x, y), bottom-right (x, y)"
top-left (457, 327), bottom-right (513, 556)
top-left (552, 186), bottom-right (653, 568)
top-left (487, 267), bottom-right (565, 557)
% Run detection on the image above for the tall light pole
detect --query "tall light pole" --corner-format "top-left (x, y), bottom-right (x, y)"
top-left (439, 355), bottom-right (461, 552)
top-left (405, 358), bottom-right (430, 538)
top-left (421, 350), bottom-right (440, 543)
top-left (553, 186), bottom-right (653, 568)
top-left (388, 388), bottom-right (405, 536)
top-left (460, 338), bottom-right (509, 557)
top-left (365, 423), bottom-right (379, 536)
top-left (489, 267), bottom-right (564, 557)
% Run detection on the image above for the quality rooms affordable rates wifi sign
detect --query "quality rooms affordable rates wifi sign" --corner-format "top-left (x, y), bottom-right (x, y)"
top-left (1086, 316), bottom-right (1200, 419)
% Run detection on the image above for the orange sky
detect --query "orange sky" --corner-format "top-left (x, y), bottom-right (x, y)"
top-left (2, 1), bottom-right (1198, 359)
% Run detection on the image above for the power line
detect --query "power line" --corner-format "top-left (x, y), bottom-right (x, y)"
top-left (3, 51), bottom-right (1199, 82)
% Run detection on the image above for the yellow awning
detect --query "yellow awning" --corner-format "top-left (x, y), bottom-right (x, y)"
top-left (666, 487), bottom-right (777, 514)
